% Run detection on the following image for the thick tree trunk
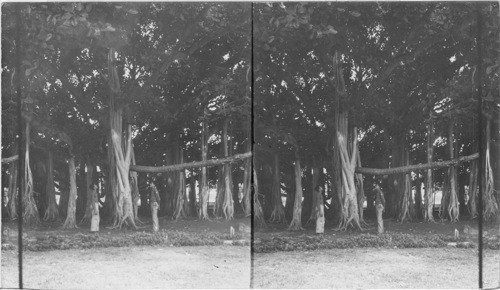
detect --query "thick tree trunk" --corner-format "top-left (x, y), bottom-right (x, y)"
top-left (458, 178), bottom-right (467, 218)
top-left (288, 153), bottom-right (304, 231)
top-left (468, 156), bottom-right (478, 218)
top-left (415, 176), bottom-right (423, 220)
top-left (424, 120), bottom-right (435, 222)
top-left (215, 167), bottom-right (224, 218)
top-left (222, 120), bottom-right (234, 219)
top-left (394, 136), bottom-right (412, 222)
top-left (308, 165), bottom-right (319, 223)
top-left (130, 147), bottom-right (142, 223)
top-left (107, 49), bottom-right (136, 229)
top-left (80, 157), bottom-right (94, 224)
top-left (105, 131), bottom-right (118, 223)
top-left (355, 150), bottom-right (367, 224)
top-left (198, 118), bottom-right (209, 220)
top-left (482, 119), bottom-right (498, 221)
top-left (269, 153), bottom-right (285, 223)
top-left (189, 171), bottom-right (197, 216)
top-left (43, 151), bottom-right (59, 221)
top-left (7, 162), bottom-right (18, 220)
top-left (22, 123), bottom-right (39, 225)
top-left (241, 153), bottom-right (251, 216)
top-left (173, 148), bottom-right (187, 220)
top-left (62, 156), bottom-right (78, 228)
top-left (336, 126), bottom-right (362, 231)
top-left (253, 166), bottom-right (265, 226)
top-left (447, 122), bottom-right (459, 221)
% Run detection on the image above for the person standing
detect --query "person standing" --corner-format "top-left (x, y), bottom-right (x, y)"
top-left (374, 183), bottom-right (386, 234)
top-left (150, 183), bottom-right (161, 232)
top-left (90, 184), bottom-right (100, 233)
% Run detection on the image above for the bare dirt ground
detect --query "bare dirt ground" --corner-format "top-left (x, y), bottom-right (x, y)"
top-left (253, 248), bottom-right (499, 289)
top-left (2, 245), bottom-right (251, 289)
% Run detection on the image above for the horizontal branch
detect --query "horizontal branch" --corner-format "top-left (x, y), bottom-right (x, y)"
top-left (355, 153), bottom-right (479, 176)
top-left (2, 155), bottom-right (19, 164)
top-left (130, 152), bottom-right (252, 173)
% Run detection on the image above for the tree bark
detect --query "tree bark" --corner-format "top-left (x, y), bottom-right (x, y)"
top-left (7, 162), bottom-right (18, 220)
top-left (222, 120), bottom-right (234, 219)
top-left (482, 119), bottom-right (498, 221)
top-left (253, 166), bottom-right (265, 226)
top-left (288, 153), bottom-right (304, 231)
top-left (22, 122), bottom-right (39, 225)
top-left (188, 171), bottom-right (197, 216)
top-left (308, 165), bottom-right (319, 223)
top-left (62, 155), bottom-right (78, 228)
top-left (80, 157), bottom-right (94, 224)
top-left (424, 120), bottom-right (435, 222)
top-left (336, 126), bottom-right (362, 231)
top-left (173, 148), bottom-right (187, 220)
top-left (198, 118), bottom-right (209, 220)
top-left (355, 150), bottom-right (367, 224)
top-left (447, 122), bottom-right (459, 221)
top-left (130, 144), bottom-right (141, 223)
top-left (43, 151), bottom-right (59, 221)
top-left (241, 147), bottom-right (251, 216)
top-left (269, 153), bottom-right (285, 223)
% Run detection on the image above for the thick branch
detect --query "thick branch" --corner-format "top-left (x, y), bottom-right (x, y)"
top-left (130, 152), bottom-right (252, 173)
top-left (2, 155), bottom-right (19, 164)
top-left (356, 153), bottom-right (479, 175)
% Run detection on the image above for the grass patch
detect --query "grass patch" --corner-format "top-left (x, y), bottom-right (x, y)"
top-left (20, 230), bottom-right (249, 252)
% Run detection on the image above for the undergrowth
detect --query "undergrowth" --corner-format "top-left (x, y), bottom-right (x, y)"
top-left (253, 233), bottom-right (499, 253)
top-left (17, 230), bottom-right (249, 252)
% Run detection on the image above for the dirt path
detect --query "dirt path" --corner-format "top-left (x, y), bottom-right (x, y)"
top-left (2, 245), bottom-right (250, 289)
top-left (253, 248), bottom-right (500, 289)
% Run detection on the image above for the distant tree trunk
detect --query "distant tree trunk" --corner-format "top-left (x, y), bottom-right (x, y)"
top-left (253, 166), bottom-right (265, 226)
top-left (269, 153), bottom-right (285, 223)
top-left (43, 151), bottom-right (59, 221)
top-left (288, 152), bottom-right (304, 231)
top-left (198, 117), bottom-right (209, 220)
top-left (22, 123), bottom-right (39, 225)
top-left (222, 119), bottom-right (234, 219)
top-left (174, 148), bottom-right (187, 220)
top-left (424, 120), bottom-right (435, 222)
top-left (62, 155), bottom-right (78, 228)
top-left (7, 162), bottom-right (18, 220)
